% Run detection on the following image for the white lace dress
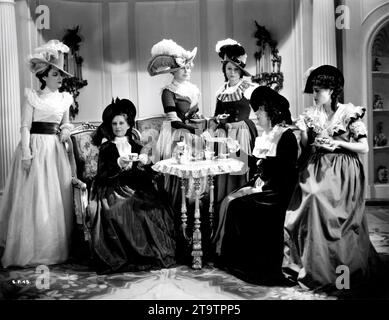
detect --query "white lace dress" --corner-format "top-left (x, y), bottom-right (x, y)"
top-left (0, 88), bottom-right (74, 267)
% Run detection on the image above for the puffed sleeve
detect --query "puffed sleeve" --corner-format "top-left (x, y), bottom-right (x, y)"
top-left (349, 119), bottom-right (367, 140)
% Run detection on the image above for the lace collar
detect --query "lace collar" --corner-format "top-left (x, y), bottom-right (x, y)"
top-left (252, 124), bottom-right (290, 159)
top-left (162, 80), bottom-right (200, 107)
top-left (113, 136), bottom-right (132, 157)
top-left (302, 103), bottom-right (366, 137)
top-left (216, 79), bottom-right (258, 102)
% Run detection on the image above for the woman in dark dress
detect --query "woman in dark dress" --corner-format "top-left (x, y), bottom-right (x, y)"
top-left (214, 86), bottom-right (298, 285)
top-left (283, 65), bottom-right (382, 292)
top-left (147, 39), bottom-right (208, 250)
top-left (210, 39), bottom-right (259, 206)
top-left (89, 98), bottom-right (176, 274)
top-left (147, 39), bottom-right (205, 162)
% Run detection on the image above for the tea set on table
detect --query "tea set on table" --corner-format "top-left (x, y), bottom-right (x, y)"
top-left (172, 134), bottom-right (240, 165)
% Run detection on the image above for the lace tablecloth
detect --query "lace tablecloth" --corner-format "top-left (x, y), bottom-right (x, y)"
top-left (152, 158), bottom-right (245, 178)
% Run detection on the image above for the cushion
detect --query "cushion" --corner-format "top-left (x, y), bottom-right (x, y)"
top-left (136, 116), bottom-right (165, 134)
top-left (71, 130), bottom-right (99, 186)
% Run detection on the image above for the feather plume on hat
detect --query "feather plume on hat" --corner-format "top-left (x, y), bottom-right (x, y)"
top-left (147, 39), bottom-right (197, 76)
top-left (215, 38), bottom-right (250, 76)
top-left (28, 40), bottom-right (72, 77)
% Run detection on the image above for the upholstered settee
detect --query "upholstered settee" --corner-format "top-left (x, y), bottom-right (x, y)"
top-left (67, 117), bottom-right (299, 262)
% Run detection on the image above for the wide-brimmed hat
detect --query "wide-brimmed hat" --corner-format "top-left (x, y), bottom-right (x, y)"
top-left (102, 97), bottom-right (137, 125)
top-left (250, 86), bottom-right (291, 124)
top-left (28, 40), bottom-right (73, 77)
top-left (303, 65), bottom-right (344, 94)
top-left (215, 38), bottom-right (251, 77)
top-left (147, 39), bottom-right (197, 76)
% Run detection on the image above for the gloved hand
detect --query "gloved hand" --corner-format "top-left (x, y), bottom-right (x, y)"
top-left (216, 113), bottom-right (229, 124)
top-left (22, 158), bottom-right (32, 172)
top-left (118, 156), bottom-right (132, 170)
top-left (60, 128), bottom-right (71, 143)
top-left (138, 153), bottom-right (149, 165)
top-left (295, 115), bottom-right (308, 132)
top-left (226, 137), bottom-right (240, 152)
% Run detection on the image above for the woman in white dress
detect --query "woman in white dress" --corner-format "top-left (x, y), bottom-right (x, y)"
top-left (0, 40), bottom-right (74, 268)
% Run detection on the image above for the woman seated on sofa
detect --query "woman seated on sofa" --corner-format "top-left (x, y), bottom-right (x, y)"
top-left (213, 86), bottom-right (299, 285)
top-left (89, 98), bottom-right (176, 274)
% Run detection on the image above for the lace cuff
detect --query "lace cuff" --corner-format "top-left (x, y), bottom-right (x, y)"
top-left (60, 123), bottom-right (74, 131)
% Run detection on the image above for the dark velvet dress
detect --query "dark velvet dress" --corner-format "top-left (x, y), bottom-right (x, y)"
top-left (89, 138), bottom-right (176, 274)
top-left (211, 80), bottom-right (259, 210)
top-left (215, 128), bottom-right (298, 284)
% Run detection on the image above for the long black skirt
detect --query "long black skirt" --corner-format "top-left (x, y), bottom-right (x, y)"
top-left (90, 184), bottom-right (177, 274)
top-left (218, 190), bottom-right (287, 285)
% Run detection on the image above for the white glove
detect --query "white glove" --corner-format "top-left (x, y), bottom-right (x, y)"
top-left (295, 115), bottom-right (307, 131)
top-left (216, 113), bottom-right (229, 124)
top-left (226, 138), bottom-right (240, 152)
top-left (118, 156), bottom-right (132, 170)
top-left (138, 153), bottom-right (149, 165)
top-left (60, 128), bottom-right (71, 143)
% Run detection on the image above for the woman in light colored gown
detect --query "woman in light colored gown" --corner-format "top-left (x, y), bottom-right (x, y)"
top-left (0, 40), bottom-right (74, 268)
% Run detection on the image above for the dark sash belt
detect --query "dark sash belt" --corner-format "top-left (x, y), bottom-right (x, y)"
top-left (30, 122), bottom-right (60, 135)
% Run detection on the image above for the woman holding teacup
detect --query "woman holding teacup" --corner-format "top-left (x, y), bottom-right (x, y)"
top-left (88, 98), bottom-right (177, 274)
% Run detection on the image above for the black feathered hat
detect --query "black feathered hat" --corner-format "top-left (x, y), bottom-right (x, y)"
top-left (303, 65), bottom-right (344, 94)
top-left (215, 38), bottom-right (251, 77)
top-left (250, 86), bottom-right (292, 125)
top-left (102, 97), bottom-right (136, 126)
top-left (92, 98), bottom-right (137, 146)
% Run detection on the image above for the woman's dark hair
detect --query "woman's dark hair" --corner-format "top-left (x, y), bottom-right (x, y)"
top-left (36, 65), bottom-right (53, 90)
top-left (304, 65), bottom-right (344, 112)
top-left (92, 98), bottom-right (137, 146)
top-left (36, 65), bottom-right (67, 90)
top-left (222, 61), bottom-right (243, 82)
top-left (310, 74), bottom-right (343, 112)
top-left (250, 86), bottom-right (292, 126)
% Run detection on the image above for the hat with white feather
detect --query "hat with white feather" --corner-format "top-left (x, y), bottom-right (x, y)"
top-left (215, 38), bottom-right (251, 77)
top-left (147, 39), bottom-right (197, 76)
top-left (28, 39), bottom-right (73, 77)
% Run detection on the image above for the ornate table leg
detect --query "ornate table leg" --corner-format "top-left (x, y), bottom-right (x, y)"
top-left (191, 177), bottom-right (202, 269)
top-left (208, 175), bottom-right (215, 238)
top-left (180, 177), bottom-right (188, 240)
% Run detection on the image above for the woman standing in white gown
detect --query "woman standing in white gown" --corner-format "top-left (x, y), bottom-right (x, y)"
top-left (0, 40), bottom-right (74, 268)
